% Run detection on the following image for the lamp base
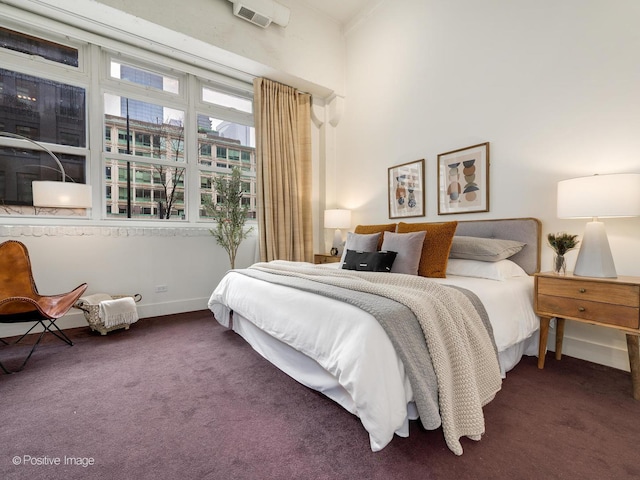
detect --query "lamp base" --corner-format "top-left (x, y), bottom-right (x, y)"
top-left (332, 228), bottom-right (343, 256)
top-left (573, 220), bottom-right (617, 278)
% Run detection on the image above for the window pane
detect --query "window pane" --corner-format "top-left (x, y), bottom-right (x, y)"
top-left (0, 69), bottom-right (86, 147)
top-left (196, 114), bottom-right (254, 169)
top-left (202, 86), bottom-right (252, 113)
top-left (104, 93), bottom-right (184, 162)
top-left (199, 169), bottom-right (256, 220)
top-left (196, 112), bottom-right (256, 220)
top-left (0, 27), bottom-right (78, 67)
top-left (0, 146), bottom-right (86, 206)
top-left (110, 61), bottom-right (179, 94)
top-left (105, 159), bottom-right (186, 220)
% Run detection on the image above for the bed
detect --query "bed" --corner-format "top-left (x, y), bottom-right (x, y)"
top-left (208, 218), bottom-right (541, 455)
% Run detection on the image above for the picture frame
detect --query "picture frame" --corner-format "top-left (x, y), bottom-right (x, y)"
top-left (388, 159), bottom-right (425, 219)
top-left (437, 142), bottom-right (490, 215)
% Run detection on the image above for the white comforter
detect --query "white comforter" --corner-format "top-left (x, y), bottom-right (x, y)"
top-left (208, 264), bottom-right (539, 452)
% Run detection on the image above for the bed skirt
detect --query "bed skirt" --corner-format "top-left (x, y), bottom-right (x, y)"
top-left (229, 311), bottom-right (538, 439)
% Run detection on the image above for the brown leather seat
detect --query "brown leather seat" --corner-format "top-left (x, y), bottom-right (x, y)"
top-left (0, 240), bottom-right (87, 373)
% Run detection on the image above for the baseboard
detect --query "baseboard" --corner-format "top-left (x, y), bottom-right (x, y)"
top-left (547, 330), bottom-right (631, 372)
top-left (0, 297), bottom-right (211, 337)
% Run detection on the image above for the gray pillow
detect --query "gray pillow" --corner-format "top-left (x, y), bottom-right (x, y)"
top-left (340, 232), bottom-right (381, 263)
top-left (448, 236), bottom-right (526, 262)
top-left (380, 231), bottom-right (427, 275)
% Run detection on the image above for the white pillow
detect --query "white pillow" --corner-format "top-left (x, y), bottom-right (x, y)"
top-left (449, 236), bottom-right (526, 262)
top-left (445, 258), bottom-right (528, 281)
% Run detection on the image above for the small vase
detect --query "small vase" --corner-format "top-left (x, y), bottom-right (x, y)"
top-left (553, 254), bottom-right (566, 275)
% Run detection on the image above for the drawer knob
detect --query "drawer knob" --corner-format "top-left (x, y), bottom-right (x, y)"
top-left (578, 288), bottom-right (586, 293)
top-left (578, 306), bottom-right (586, 312)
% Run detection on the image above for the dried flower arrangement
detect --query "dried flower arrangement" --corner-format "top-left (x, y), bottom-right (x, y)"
top-left (547, 232), bottom-right (579, 274)
top-left (547, 232), bottom-right (579, 255)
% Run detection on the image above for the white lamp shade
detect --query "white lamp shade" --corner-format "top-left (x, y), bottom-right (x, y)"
top-left (557, 173), bottom-right (640, 219)
top-left (32, 181), bottom-right (93, 208)
top-left (324, 209), bottom-right (351, 229)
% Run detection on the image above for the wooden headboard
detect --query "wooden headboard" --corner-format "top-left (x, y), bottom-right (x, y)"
top-left (454, 218), bottom-right (542, 275)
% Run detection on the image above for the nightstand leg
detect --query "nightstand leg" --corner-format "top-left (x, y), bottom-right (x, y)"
top-left (555, 317), bottom-right (565, 361)
top-left (538, 316), bottom-right (551, 369)
top-left (626, 334), bottom-right (640, 401)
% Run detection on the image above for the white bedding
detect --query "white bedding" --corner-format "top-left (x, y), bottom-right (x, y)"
top-left (207, 263), bottom-right (539, 452)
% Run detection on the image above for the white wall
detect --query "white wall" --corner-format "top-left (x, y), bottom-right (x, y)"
top-left (0, 228), bottom-right (259, 336)
top-left (337, 0), bottom-right (640, 370)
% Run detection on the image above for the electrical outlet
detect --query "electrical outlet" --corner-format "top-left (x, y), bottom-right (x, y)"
top-left (155, 285), bottom-right (168, 293)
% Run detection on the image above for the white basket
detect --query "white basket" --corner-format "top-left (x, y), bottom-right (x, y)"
top-left (74, 294), bottom-right (142, 335)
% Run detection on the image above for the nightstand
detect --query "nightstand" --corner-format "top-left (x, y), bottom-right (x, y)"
top-left (534, 272), bottom-right (640, 399)
top-left (314, 254), bottom-right (340, 264)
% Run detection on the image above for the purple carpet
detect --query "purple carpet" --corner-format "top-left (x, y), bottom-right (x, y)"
top-left (2, 311), bottom-right (640, 479)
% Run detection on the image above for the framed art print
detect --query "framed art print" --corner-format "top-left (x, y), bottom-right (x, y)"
top-left (437, 142), bottom-right (489, 215)
top-left (388, 159), bottom-right (425, 219)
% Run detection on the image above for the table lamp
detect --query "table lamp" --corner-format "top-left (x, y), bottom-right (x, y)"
top-left (324, 209), bottom-right (351, 256)
top-left (557, 173), bottom-right (640, 278)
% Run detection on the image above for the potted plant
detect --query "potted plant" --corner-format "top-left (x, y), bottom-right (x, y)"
top-left (204, 167), bottom-right (253, 269)
top-left (547, 232), bottom-right (579, 275)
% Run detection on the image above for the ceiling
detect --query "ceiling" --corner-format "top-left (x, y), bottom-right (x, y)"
top-left (299, 0), bottom-right (380, 25)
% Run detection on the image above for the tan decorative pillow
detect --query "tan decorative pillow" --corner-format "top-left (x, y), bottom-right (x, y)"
top-left (354, 223), bottom-right (397, 250)
top-left (396, 221), bottom-right (458, 278)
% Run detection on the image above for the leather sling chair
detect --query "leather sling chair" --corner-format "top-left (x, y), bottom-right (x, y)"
top-left (0, 240), bottom-right (87, 374)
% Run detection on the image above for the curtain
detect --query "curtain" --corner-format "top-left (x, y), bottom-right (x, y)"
top-left (253, 78), bottom-right (313, 262)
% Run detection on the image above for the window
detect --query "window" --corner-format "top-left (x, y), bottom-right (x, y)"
top-left (197, 113), bottom-right (255, 220)
top-left (200, 175), bottom-right (212, 189)
top-left (0, 69), bottom-right (86, 147)
top-left (110, 60), bottom-right (180, 95)
top-left (117, 130), bottom-right (131, 145)
top-left (202, 87), bottom-right (252, 114)
top-left (0, 64), bottom-right (87, 209)
top-left (104, 94), bottom-right (184, 162)
top-left (135, 133), bottom-right (151, 148)
top-left (104, 88), bottom-right (188, 219)
top-left (0, 27), bottom-right (78, 67)
top-left (0, 22), bottom-right (255, 222)
top-left (106, 159), bottom-right (186, 219)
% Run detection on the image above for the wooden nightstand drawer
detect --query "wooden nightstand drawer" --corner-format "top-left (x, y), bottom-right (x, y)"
top-left (537, 294), bottom-right (640, 329)
top-left (314, 254), bottom-right (340, 264)
top-left (537, 276), bottom-right (640, 307)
